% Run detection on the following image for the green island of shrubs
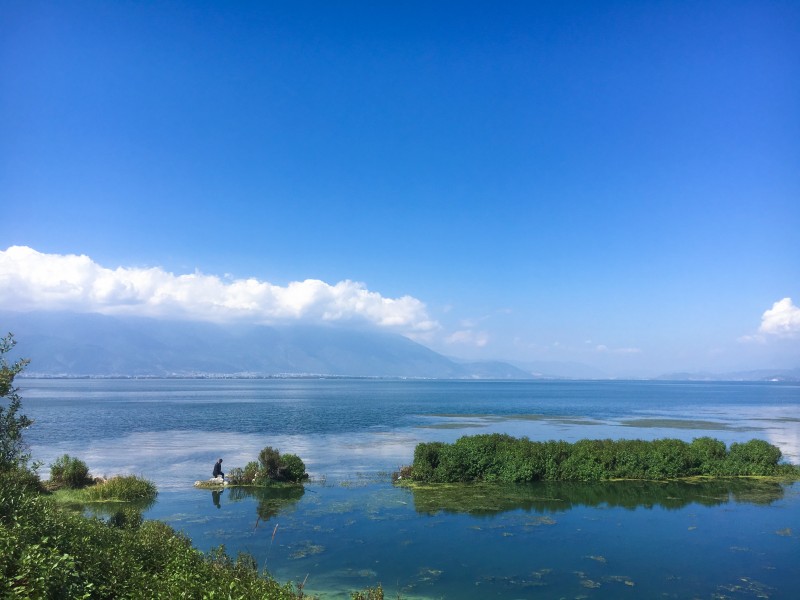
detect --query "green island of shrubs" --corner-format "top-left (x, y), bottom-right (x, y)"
top-left (229, 445), bottom-right (309, 485)
top-left (195, 446), bottom-right (310, 489)
top-left (398, 434), bottom-right (800, 484)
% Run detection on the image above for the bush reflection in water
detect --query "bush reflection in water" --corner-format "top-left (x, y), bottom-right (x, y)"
top-left (213, 484), bottom-right (305, 523)
top-left (406, 477), bottom-right (787, 516)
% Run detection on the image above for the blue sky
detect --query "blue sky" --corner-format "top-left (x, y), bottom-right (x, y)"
top-left (1, 1), bottom-right (798, 376)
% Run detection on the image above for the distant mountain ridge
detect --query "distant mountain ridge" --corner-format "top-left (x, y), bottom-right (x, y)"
top-left (654, 368), bottom-right (800, 382)
top-left (1, 311), bottom-right (534, 379)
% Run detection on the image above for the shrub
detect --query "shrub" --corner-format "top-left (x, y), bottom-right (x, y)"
top-left (228, 461), bottom-right (265, 485)
top-left (411, 442), bottom-right (445, 481)
top-left (107, 506), bottom-right (144, 529)
top-left (351, 584), bottom-right (384, 600)
top-left (0, 333), bottom-right (33, 472)
top-left (231, 449), bottom-right (308, 485)
top-left (405, 435), bottom-right (793, 483)
top-left (259, 446), bottom-right (282, 479)
top-left (49, 454), bottom-right (91, 489)
top-left (690, 437), bottom-right (727, 476)
top-left (726, 439), bottom-right (782, 476)
top-left (279, 453), bottom-right (308, 483)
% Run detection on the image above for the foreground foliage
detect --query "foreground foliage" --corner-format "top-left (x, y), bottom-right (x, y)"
top-left (0, 478), bottom-right (305, 599)
top-left (0, 334), bottom-right (32, 471)
top-left (404, 434), bottom-right (799, 483)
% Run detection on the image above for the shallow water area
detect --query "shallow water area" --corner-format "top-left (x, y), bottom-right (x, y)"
top-left (20, 378), bottom-right (800, 598)
top-left (149, 478), bottom-right (800, 599)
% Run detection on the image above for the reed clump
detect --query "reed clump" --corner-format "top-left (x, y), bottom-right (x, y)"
top-left (82, 474), bottom-right (158, 503)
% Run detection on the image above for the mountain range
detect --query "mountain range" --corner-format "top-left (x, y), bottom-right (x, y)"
top-left (1, 311), bottom-right (534, 379)
top-left (2, 312), bottom-right (797, 381)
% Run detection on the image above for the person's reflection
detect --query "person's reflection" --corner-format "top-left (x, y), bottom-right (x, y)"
top-left (212, 489), bottom-right (223, 509)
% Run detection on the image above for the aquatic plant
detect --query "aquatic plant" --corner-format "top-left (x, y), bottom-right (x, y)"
top-left (402, 434), bottom-right (798, 483)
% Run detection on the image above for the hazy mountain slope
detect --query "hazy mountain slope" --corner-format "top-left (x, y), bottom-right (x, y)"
top-left (1, 311), bottom-right (532, 379)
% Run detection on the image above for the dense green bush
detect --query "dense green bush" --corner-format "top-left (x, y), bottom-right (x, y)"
top-left (229, 448), bottom-right (308, 485)
top-left (405, 435), bottom-right (796, 483)
top-left (259, 446), bottom-right (282, 479)
top-left (279, 453), bottom-right (307, 483)
top-left (726, 439), bottom-right (783, 476)
top-left (49, 454), bottom-right (91, 489)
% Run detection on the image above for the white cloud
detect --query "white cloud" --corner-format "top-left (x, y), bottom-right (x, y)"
top-left (0, 246), bottom-right (438, 332)
top-left (445, 329), bottom-right (489, 347)
top-left (758, 297), bottom-right (800, 338)
top-left (595, 344), bottom-right (641, 354)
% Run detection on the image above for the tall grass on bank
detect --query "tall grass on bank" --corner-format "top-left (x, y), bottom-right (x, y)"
top-left (403, 435), bottom-right (799, 483)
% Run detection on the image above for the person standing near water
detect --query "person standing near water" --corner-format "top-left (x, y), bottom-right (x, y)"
top-left (213, 458), bottom-right (224, 479)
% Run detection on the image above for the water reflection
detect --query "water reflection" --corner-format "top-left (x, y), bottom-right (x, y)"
top-left (224, 485), bottom-right (305, 523)
top-left (408, 478), bottom-right (787, 516)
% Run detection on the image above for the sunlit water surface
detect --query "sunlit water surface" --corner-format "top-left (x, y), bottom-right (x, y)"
top-left (21, 379), bottom-right (800, 599)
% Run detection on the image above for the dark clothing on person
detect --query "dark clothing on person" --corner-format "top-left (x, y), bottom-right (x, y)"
top-left (212, 460), bottom-right (224, 479)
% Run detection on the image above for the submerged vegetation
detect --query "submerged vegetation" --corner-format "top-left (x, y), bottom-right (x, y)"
top-left (401, 434), bottom-right (800, 483)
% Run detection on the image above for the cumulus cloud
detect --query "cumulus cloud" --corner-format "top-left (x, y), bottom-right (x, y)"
top-left (0, 246), bottom-right (438, 332)
top-left (758, 297), bottom-right (800, 338)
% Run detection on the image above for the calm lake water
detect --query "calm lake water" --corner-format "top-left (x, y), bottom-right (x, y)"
top-left (20, 378), bottom-right (800, 599)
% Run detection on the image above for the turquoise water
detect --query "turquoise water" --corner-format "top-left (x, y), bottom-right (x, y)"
top-left (20, 379), bottom-right (800, 598)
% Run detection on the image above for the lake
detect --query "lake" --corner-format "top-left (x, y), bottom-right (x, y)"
top-left (20, 378), bottom-right (800, 599)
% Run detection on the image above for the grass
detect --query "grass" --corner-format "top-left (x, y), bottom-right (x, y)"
top-left (52, 474), bottom-right (157, 504)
